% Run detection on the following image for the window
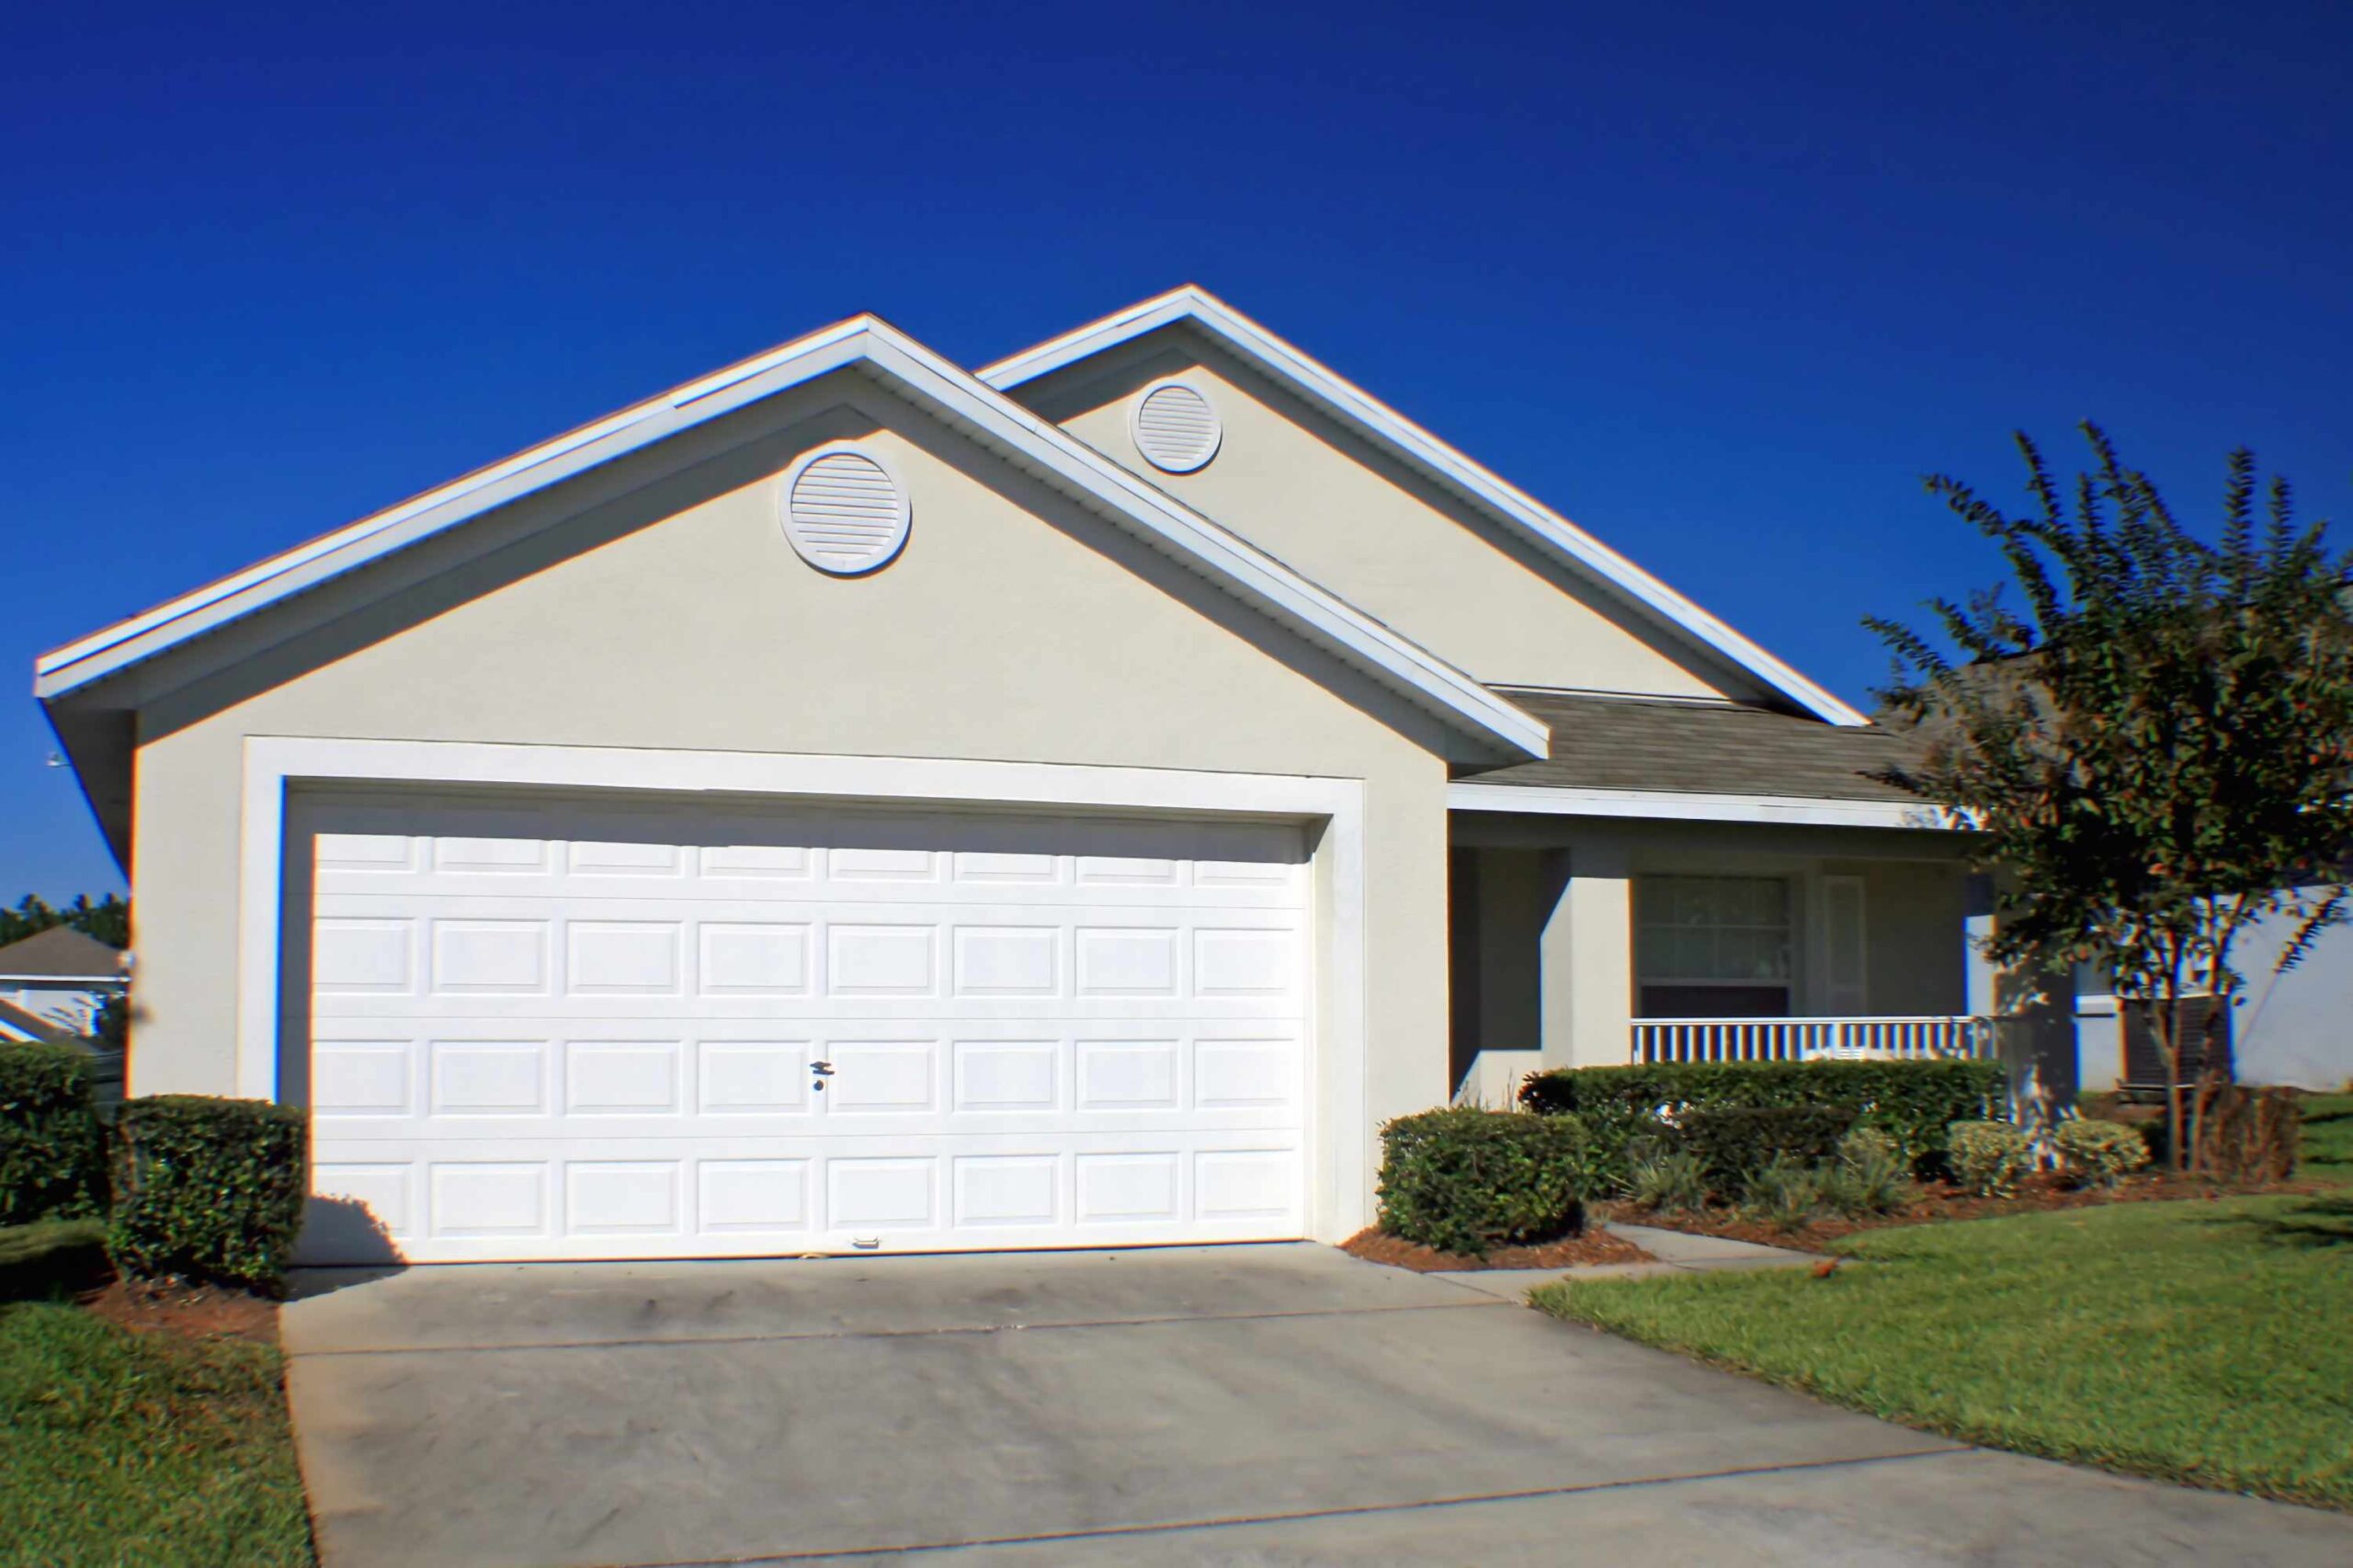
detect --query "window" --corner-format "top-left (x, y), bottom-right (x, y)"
top-left (1635, 876), bottom-right (1792, 1018)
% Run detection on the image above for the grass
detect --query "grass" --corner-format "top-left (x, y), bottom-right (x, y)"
top-left (1537, 1189), bottom-right (2353, 1508)
top-left (0, 1226), bottom-right (313, 1567)
top-left (0, 1220), bottom-right (109, 1304)
top-left (2301, 1093), bottom-right (2353, 1186)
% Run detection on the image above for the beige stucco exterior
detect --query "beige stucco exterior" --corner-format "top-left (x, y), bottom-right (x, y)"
top-left (40, 300), bottom-right (2007, 1256)
top-left (1015, 331), bottom-right (1754, 701)
top-left (116, 374), bottom-right (1455, 1236)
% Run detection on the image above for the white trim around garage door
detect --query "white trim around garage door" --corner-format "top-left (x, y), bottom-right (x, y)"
top-left (238, 737), bottom-right (1372, 1242)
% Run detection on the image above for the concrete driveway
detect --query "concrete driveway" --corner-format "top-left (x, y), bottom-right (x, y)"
top-left (282, 1244), bottom-right (2352, 1567)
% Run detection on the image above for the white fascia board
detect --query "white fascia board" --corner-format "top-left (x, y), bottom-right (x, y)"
top-left (854, 322), bottom-right (1546, 761)
top-left (981, 287), bottom-right (1870, 729)
top-left (1448, 781), bottom-right (1962, 831)
top-left (35, 313), bottom-right (1542, 764)
top-left (33, 318), bottom-right (875, 697)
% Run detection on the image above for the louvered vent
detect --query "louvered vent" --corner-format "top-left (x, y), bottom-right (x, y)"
top-left (782, 447), bottom-right (910, 574)
top-left (1131, 381), bottom-right (1222, 472)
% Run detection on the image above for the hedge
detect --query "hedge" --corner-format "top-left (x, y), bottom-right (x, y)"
top-left (0, 1043), bottom-right (108, 1224)
top-left (1377, 1108), bottom-right (1592, 1258)
top-left (1518, 1058), bottom-right (2006, 1187)
top-left (108, 1096), bottom-right (309, 1292)
top-left (1675, 1105), bottom-right (1857, 1195)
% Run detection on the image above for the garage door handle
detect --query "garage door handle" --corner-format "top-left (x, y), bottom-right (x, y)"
top-left (809, 1061), bottom-right (835, 1076)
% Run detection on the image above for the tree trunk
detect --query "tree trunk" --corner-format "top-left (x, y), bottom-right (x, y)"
top-left (2162, 993), bottom-right (2188, 1174)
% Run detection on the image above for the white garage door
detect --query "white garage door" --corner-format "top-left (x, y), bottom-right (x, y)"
top-left (291, 794), bottom-right (1310, 1263)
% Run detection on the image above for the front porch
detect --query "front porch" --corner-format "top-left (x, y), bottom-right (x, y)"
top-left (1447, 816), bottom-right (1984, 1098)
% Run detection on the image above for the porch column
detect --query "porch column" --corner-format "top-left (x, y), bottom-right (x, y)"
top-left (1539, 846), bottom-right (1632, 1070)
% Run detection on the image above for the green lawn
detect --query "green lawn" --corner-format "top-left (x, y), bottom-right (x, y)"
top-left (0, 1226), bottom-right (313, 1567)
top-left (2302, 1093), bottom-right (2353, 1186)
top-left (1537, 1192), bottom-right (2353, 1508)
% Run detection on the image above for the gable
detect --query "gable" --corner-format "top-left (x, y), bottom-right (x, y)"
top-left (1012, 327), bottom-right (1745, 700)
top-left (40, 314), bottom-right (1548, 863)
top-left (985, 289), bottom-right (1866, 726)
top-left (131, 380), bottom-right (1483, 780)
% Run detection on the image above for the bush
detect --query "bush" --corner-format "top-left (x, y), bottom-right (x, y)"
top-left (1377, 1108), bottom-right (1590, 1258)
top-left (108, 1096), bottom-right (309, 1292)
top-left (1823, 1126), bottom-right (1911, 1216)
top-left (1740, 1154), bottom-right (1825, 1233)
top-left (1519, 1059), bottom-right (2005, 1185)
top-left (0, 1043), bottom-right (108, 1224)
top-left (2055, 1118), bottom-right (2153, 1189)
top-left (1626, 1146), bottom-right (1710, 1214)
top-left (2189, 1084), bottom-right (2301, 1183)
top-left (1675, 1105), bottom-right (1856, 1197)
top-left (1948, 1120), bottom-right (2032, 1197)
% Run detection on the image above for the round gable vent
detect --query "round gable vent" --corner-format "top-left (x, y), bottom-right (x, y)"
top-left (1131, 380), bottom-right (1222, 473)
top-left (781, 444), bottom-right (910, 575)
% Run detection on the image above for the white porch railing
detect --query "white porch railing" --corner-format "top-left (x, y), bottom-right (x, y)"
top-left (1631, 1016), bottom-right (1995, 1065)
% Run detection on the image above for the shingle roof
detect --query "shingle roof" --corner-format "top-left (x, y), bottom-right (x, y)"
top-left (0, 997), bottom-right (68, 1042)
top-left (1471, 689), bottom-right (1926, 802)
top-left (0, 926), bottom-right (125, 980)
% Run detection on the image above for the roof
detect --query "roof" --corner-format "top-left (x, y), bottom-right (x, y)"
top-left (35, 313), bottom-right (1548, 773)
top-left (1465, 689), bottom-right (1927, 802)
top-left (0, 926), bottom-right (125, 981)
top-left (979, 286), bottom-right (1869, 729)
top-left (0, 997), bottom-right (68, 1042)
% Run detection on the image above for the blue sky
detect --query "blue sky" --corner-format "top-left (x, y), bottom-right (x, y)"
top-left (5, 1), bottom-right (2348, 898)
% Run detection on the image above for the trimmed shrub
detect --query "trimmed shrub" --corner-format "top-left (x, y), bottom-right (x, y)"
top-left (108, 1096), bottom-right (309, 1292)
top-left (1377, 1108), bottom-right (1590, 1258)
top-left (2054, 1118), bottom-right (2152, 1189)
top-left (1948, 1119), bottom-right (2032, 1197)
top-left (0, 1043), bottom-right (107, 1224)
top-left (1675, 1105), bottom-right (1856, 1196)
top-left (1518, 1059), bottom-right (2005, 1185)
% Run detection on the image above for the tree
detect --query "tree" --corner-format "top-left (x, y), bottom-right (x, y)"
top-left (1867, 425), bottom-right (2353, 1169)
top-left (0, 892), bottom-right (129, 949)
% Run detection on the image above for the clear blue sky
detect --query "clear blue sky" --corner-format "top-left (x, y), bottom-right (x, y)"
top-left (6, 1), bottom-right (2348, 899)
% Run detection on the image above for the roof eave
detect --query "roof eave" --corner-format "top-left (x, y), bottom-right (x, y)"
top-left (979, 287), bottom-right (1870, 730)
top-left (35, 313), bottom-right (1546, 773)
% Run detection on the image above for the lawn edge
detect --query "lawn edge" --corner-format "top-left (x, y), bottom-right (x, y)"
top-left (1529, 1277), bottom-right (2353, 1516)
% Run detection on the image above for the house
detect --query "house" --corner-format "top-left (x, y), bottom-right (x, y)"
top-left (1966, 895), bottom-right (2353, 1094)
top-left (0, 926), bottom-right (125, 1037)
top-left (34, 286), bottom-right (1984, 1265)
top-left (0, 928), bottom-right (128, 1106)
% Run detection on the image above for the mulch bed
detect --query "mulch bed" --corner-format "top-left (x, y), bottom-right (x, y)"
top-left (79, 1278), bottom-right (280, 1346)
top-left (1615, 1172), bottom-right (2318, 1253)
top-left (1341, 1226), bottom-right (1654, 1272)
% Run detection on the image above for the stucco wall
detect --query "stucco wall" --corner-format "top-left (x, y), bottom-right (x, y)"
top-left (1015, 332), bottom-right (1753, 701)
top-left (120, 376), bottom-right (1456, 1233)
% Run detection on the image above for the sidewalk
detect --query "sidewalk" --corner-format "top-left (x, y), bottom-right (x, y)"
top-left (1430, 1221), bottom-right (1817, 1301)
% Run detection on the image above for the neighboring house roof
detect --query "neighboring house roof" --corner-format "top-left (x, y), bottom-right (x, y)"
top-left (1449, 689), bottom-right (1952, 830)
top-left (0, 996), bottom-right (69, 1043)
top-left (978, 286), bottom-right (1870, 730)
top-left (36, 312), bottom-right (1552, 860)
top-left (0, 926), bottom-right (125, 983)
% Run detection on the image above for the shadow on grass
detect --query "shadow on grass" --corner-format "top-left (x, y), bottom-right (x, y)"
top-left (2252, 1193), bottom-right (2353, 1249)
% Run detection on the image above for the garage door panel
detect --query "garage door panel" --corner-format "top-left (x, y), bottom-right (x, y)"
top-left (309, 1130), bottom-right (1303, 1261)
top-left (295, 798), bottom-right (1308, 1263)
